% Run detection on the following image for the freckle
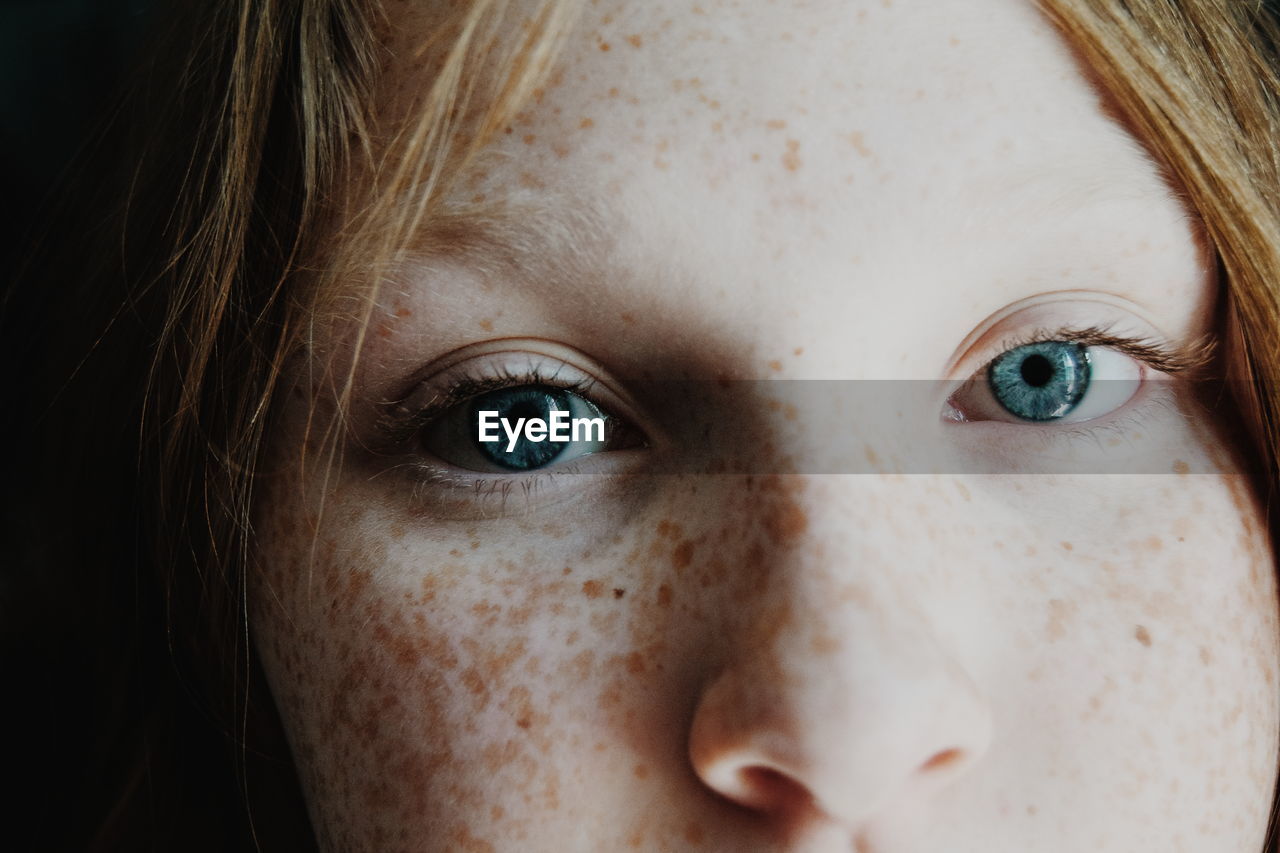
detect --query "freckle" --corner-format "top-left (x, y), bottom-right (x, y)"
top-left (597, 683), bottom-right (623, 710)
top-left (562, 566), bottom-right (572, 575)
top-left (566, 630), bottom-right (579, 647)
top-left (1026, 805), bottom-right (1037, 816)
top-left (389, 522), bottom-right (406, 539)
top-left (395, 307), bottom-right (412, 318)
top-left (1061, 541), bottom-right (1073, 551)
top-left (598, 41), bottom-right (611, 51)
top-left (766, 119), bottom-right (787, 129)
top-left (613, 588), bottom-right (625, 599)
top-left (620, 312), bottom-right (635, 325)
top-left (768, 359), bottom-right (783, 372)
top-left (522, 134), bottom-right (535, 145)
top-left (657, 584), bottom-right (673, 606)
top-left (750, 152), bottom-right (761, 162)
top-left (625, 651), bottom-right (645, 674)
top-left (449, 548), bottom-right (461, 557)
top-left (1144, 536), bottom-right (1162, 552)
top-left (683, 822), bottom-right (706, 845)
top-left (626, 33), bottom-right (642, 47)
top-left (956, 482), bottom-right (971, 502)
top-left (633, 763), bottom-right (649, 779)
top-left (1200, 646), bottom-right (1212, 665)
top-left (462, 666), bottom-right (488, 697)
top-left (376, 324), bottom-right (392, 338)
top-left (793, 347), bottom-right (804, 356)
top-left (847, 131), bottom-right (872, 157)
top-left (1046, 598), bottom-right (1076, 642)
top-left (471, 540), bottom-right (481, 550)
top-left (608, 87), bottom-right (619, 98)
top-left (1172, 459), bottom-right (1190, 474)
top-left (479, 319), bottom-right (494, 331)
top-left (782, 139), bottom-right (802, 171)
top-left (491, 805), bottom-right (504, 820)
top-left (672, 540), bottom-right (695, 571)
top-left (582, 579), bottom-right (604, 599)
top-left (864, 446), bottom-right (880, 466)
top-left (1134, 625), bottom-right (1152, 647)
top-left (765, 503), bottom-right (809, 542)
top-left (810, 631), bottom-right (840, 655)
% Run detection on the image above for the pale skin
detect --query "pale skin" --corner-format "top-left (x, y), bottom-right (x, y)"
top-left (250, 0), bottom-right (1280, 850)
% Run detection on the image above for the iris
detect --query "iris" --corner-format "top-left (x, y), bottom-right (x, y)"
top-left (468, 385), bottom-right (572, 470)
top-left (987, 341), bottom-right (1090, 421)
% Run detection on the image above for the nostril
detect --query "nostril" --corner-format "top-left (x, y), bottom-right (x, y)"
top-left (737, 766), bottom-right (816, 814)
top-left (920, 747), bottom-right (964, 773)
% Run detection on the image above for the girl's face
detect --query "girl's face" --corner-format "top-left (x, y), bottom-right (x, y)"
top-left (252, 0), bottom-right (1280, 850)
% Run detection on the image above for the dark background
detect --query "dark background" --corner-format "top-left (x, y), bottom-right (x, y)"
top-left (0, 0), bottom-right (150, 284)
top-left (1, 3), bottom-right (153, 848)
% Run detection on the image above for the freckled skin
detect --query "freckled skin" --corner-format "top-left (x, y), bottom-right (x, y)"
top-left (251, 1), bottom-right (1280, 851)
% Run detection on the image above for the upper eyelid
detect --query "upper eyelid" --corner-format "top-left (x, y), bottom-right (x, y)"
top-left (373, 359), bottom-right (607, 446)
top-left (975, 325), bottom-right (1216, 377)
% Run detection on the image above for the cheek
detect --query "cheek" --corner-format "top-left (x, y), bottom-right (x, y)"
top-left (981, 474), bottom-right (1279, 826)
top-left (248, 472), bottom-right (848, 848)
top-left (249, 462), bottom-right (1280, 849)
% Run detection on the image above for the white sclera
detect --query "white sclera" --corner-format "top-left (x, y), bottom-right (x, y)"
top-left (1066, 346), bottom-right (1143, 422)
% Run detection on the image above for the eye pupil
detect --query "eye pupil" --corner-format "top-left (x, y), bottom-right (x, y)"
top-left (1019, 353), bottom-right (1054, 387)
top-left (988, 341), bottom-right (1089, 421)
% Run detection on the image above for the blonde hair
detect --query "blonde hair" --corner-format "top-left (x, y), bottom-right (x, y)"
top-left (26, 0), bottom-right (1280, 847)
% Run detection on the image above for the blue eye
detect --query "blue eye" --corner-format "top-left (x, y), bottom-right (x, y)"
top-left (987, 340), bottom-right (1090, 421)
top-left (413, 380), bottom-right (632, 474)
top-left (468, 385), bottom-right (577, 471)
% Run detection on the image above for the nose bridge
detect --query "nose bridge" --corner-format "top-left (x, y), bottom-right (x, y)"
top-left (692, 378), bottom-right (948, 476)
top-left (748, 473), bottom-right (933, 624)
top-left (688, 474), bottom-right (992, 828)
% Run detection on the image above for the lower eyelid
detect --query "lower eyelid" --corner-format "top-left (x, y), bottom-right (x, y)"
top-left (394, 449), bottom-right (651, 520)
top-left (946, 379), bottom-right (1189, 472)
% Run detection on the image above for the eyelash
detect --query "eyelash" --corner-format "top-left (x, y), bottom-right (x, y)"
top-left (949, 324), bottom-right (1211, 445)
top-left (378, 365), bottom-right (630, 512)
top-left (979, 324), bottom-right (1212, 378)
top-left (379, 365), bottom-right (601, 445)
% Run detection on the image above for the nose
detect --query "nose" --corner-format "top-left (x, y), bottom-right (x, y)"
top-left (686, 481), bottom-right (992, 832)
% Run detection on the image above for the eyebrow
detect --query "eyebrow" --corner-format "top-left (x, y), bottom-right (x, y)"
top-left (968, 145), bottom-right (1191, 228)
top-left (401, 192), bottom-right (617, 288)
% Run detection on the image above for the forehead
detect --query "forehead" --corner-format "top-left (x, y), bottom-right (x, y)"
top-left (369, 0), bottom-right (1209, 377)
